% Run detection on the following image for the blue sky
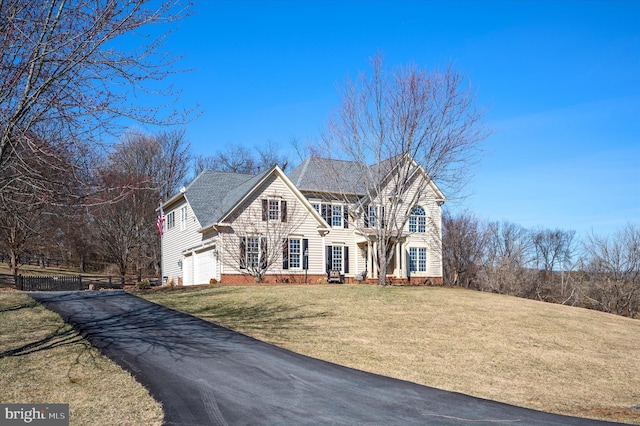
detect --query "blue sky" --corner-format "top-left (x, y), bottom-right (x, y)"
top-left (153, 0), bottom-right (639, 238)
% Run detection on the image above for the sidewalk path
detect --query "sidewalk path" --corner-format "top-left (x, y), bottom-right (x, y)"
top-left (30, 291), bottom-right (622, 426)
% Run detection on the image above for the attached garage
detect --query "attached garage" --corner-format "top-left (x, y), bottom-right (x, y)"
top-left (182, 245), bottom-right (218, 285)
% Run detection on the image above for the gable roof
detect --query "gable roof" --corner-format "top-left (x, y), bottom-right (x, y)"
top-left (182, 168), bottom-right (272, 229)
top-left (163, 164), bottom-right (330, 232)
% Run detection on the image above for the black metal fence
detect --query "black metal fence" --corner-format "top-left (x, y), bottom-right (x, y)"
top-left (15, 275), bottom-right (83, 291)
top-left (11, 274), bottom-right (135, 291)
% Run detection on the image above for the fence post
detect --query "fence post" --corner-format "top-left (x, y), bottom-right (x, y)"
top-left (78, 275), bottom-right (83, 291)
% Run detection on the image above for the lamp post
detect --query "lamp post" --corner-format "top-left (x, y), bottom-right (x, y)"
top-left (304, 248), bottom-right (309, 284)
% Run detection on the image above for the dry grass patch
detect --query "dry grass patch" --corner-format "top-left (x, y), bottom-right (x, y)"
top-left (142, 285), bottom-right (640, 424)
top-left (0, 293), bottom-right (163, 426)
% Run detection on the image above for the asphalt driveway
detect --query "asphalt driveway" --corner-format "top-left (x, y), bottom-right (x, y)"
top-left (29, 291), bottom-right (623, 426)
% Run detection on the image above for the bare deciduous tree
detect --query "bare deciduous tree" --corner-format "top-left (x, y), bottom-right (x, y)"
top-left (92, 129), bottom-right (190, 277)
top-left (531, 228), bottom-right (577, 301)
top-left (193, 142), bottom-right (289, 176)
top-left (481, 220), bottom-right (534, 296)
top-left (442, 210), bottom-right (489, 289)
top-left (581, 224), bottom-right (640, 317)
top-left (321, 53), bottom-right (489, 285)
top-left (221, 194), bottom-right (305, 282)
top-left (0, 0), bottom-right (192, 209)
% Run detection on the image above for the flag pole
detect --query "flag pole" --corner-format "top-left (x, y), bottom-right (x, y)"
top-left (159, 201), bottom-right (165, 286)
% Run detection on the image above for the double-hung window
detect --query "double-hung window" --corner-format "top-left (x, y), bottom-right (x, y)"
top-left (332, 246), bottom-right (343, 271)
top-left (166, 211), bottom-right (175, 230)
top-left (268, 200), bottom-right (280, 221)
top-left (283, 238), bottom-right (308, 270)
top-left (332, 205), bottom-right (343, 228)
top-left (246, 237), bottom-right (260, 268)
top-left (180, 206), bottom-right (188, 231)
top-left (262, 199), bottom-right (287, 222)
top-left (289, 238), bottom-right (301, 269)
top-left (326, 244), bottom-right (349, 273)
top-left (318, 203), bottom-right (347, 228)
top-left (365, 205), bottom-right (384, 228)
top-left (409, 247), bottom-right (427, 272)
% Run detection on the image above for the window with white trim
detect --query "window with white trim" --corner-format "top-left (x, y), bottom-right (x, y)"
top-left (166, 211), bottom-right (175, 230)
top-left (289, 238), bottom-right (301, 269)
top-left (409, 205), bottom-right (426, 233)
top-left (332, 205), bottom-right (343, 227)
top-left (365, 204), bottom-right (384, 228)
top-left (409, 247), bottom-right (427, 272)
top-left (268, 199), bottom-right (280, 221)
top-left (318, 203), bottom-right (348, 228)
top-left (246, 237), bottom-right (260, 268)
top-left (180, 206), bottom-right (188, 231)
top-left (332, 245), bottom-right (343, 271)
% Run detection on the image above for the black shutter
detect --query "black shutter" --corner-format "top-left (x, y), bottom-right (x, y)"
top-left (282, 239), bottom-right (289, 270)
top-left (380, 206), bottom-right (386, 228)
top-left (326, 245), bottom-right (332, 272)
top-left (364, 204), bottom-right (369, 228)
top-left (302, 239), bottom-right (309, 270)
top-left (262, 199), bottom-right (268, 221)
top-left (343, 206), bottom-right (348, 229)
top-left (260, 237), bottom-right (267, 269)
top-left (239, 237), bottom-right (247, 269)
top-left (344, 246), bottom-right (349, 273)
top-left (281, 200), bottom-right (287, 222)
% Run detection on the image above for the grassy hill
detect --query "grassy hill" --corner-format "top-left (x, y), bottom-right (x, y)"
top-left (0, 292), bottom-right (163, 425)
top-left (142, 284), bottom-right (640, 424)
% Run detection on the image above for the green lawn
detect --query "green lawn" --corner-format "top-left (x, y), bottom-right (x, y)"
top-left (142, 284), bottom-right (640, 425)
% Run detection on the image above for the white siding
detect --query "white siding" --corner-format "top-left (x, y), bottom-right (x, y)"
top-left (161, 198), bottom-right (204, 285)
top-left (220, 174), bottom-right (328, 278)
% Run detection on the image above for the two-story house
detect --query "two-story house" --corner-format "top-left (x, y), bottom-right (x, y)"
top-left (159, 156), bottom-right (445, 286)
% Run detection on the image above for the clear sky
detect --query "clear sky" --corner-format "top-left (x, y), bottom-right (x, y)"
top-left (154, 0), bottom-right (639, 238)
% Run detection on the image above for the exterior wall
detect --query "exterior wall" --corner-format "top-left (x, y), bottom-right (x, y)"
top-left (161, 197), bottom-right (211, 285)
top-left (218, 174), bottom-right (328, 281)
top-left (402, 177), bottom-right (443, 279)
top-left (350, 173), bottom-right (443, 281)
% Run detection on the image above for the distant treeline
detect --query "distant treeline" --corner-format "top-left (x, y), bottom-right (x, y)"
top-left (442, 214), bottom-right (639, 319)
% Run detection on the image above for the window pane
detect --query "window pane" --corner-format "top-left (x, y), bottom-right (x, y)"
top-left (332, 205), bottom-right (343, 227)
top-left (332, 246), bottom-right (343, 271)
top-left (369, 206), bottom-right (377, 227)
top-left (289, 239), bottom-right (301, 269)
top-left (409, 247), bottom-right (417, 272)
top-left (268, 200), bottom-right (280, 221)
top-left (247, 237), bottom-right (259, 268)
top-left (419, 248), bottom-right (427, 271)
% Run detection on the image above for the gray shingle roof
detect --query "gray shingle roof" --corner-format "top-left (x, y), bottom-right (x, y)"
top-left (184, 168), bottom-right (271, 229)
top-left (287, 157), bottom-right (372, 195)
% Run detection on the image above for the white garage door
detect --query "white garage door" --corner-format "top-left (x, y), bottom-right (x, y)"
top-left (194, 248), bottom-right (217, 285)
top-left (183, 253), bottom-right (194, 286)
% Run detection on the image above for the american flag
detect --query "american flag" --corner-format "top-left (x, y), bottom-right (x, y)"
top-left (156, 210), bottom-right (165, 237)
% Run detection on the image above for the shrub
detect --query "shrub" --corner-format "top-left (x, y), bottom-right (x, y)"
top-left (136, 279), bottom-right (151, 290)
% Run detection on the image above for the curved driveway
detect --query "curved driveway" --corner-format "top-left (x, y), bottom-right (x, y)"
top-left (30, 291), bottom-right (621, 426)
